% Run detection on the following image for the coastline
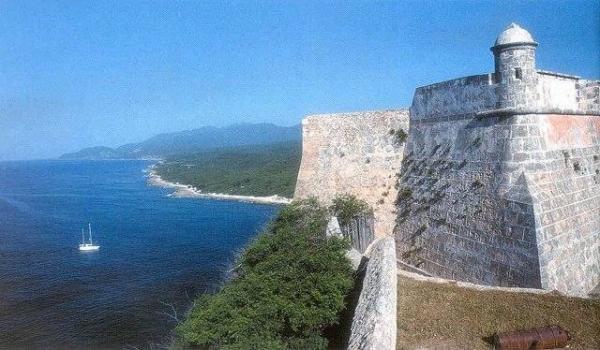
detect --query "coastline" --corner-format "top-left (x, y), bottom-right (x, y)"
top-left (145, 165), bottom-right (292, 205)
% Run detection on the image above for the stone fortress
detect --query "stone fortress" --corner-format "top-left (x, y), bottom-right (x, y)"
top-left (295, 24), bottom-right (599, 297)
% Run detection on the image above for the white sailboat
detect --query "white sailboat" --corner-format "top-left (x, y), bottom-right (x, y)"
top-left (79, 223), bottom-right (100, 251)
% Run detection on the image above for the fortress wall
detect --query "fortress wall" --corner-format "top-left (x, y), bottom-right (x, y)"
top-left (530, 73), bottom-right (599, 115)
top-left (410, 74), bottom-right (497, 120)
top-left (348, 237), bottom-right (397, 350)
top-left (412, 72), bottom-right (599, 120)
top-left (529, 114), bottom-right (600, 296)
top-left (394, 114), bottom-right (542, 288)
top-left (394, 112), bottom-right (600, 295)
top-left (536, 72), bottom-right (579, 112)
top-left (578, 80), bottom-right (600, 113)
top-left (294, 110), bottom-right (409, 237)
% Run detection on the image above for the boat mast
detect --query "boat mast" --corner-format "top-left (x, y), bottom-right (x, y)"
top-left (81, 228), bottom-right (85, 244)
top-left (88, 223), bottom-right (93, 245)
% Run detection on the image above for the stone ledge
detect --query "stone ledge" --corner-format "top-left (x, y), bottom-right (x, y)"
top-left (348, 237), bottom-right (397, 350)
top-left (476, 108), bottom-right (600, 117)
top-left (397, 269), bottom-right (597, 299)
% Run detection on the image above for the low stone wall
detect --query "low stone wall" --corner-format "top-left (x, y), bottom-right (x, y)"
top-left (397, 269), bottom-right (561, 296)
top-left (410, 74), bottom-right (497, 120)
top-left (348, 237), bottom-right (397, 350)
top-left (341, 215), bottom-right (375, 254)
top-left (411, 71), bottom-right (599, 121)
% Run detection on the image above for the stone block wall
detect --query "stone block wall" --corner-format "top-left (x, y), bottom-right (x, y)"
top-left (394, 113), bottom-right (542, 288)
top-left (527, 115), bottom-right (600, 296)
top-left (410, 74), bottom-right (497, 120)
top-left (537, 72), bottom-right (579, 112)
top-left (394, 112), bottom-right (600, 296)
top-left (578, 79), bottom-right (600, 112)
top-left (494, 46), bottom-right (538, 109)
top-left (348, 237), bottom-right (397, 350)
top-left (294, 110), bottom-right (409, 237)
top-left (411, 71), bottom-right (599, 122)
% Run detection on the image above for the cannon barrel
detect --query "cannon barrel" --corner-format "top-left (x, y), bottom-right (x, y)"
top-left (494, 325), bottom-right (570, 350)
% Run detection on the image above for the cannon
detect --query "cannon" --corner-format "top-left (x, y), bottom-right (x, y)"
top-left (494, 325), bottom-right (571, 350)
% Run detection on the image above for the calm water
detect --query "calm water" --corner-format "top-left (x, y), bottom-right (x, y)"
top-left (0, 160), bottom-right (279, 349)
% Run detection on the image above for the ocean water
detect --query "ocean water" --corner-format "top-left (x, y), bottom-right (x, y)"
top-left (0, 160), bottom-right (279, 349)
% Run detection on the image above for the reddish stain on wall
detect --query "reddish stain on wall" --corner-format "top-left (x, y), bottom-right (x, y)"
top-left (544, 114), bottom-right (600, 149)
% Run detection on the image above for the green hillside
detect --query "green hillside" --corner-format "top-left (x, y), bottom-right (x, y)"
top-left (154, 141), bottom-right (302, 198)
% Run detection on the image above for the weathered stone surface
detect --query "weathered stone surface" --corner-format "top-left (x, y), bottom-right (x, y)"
top-left (294, 110), bottom-right (410, 237)
top-left (348, 237), bottom-right (397, 350)
top-left (411, 25), bottom-right (598, 121)
top-left (341, 215), bottom-right (375, 254)
top-left (528, 115), bottom-right (600, 296)
top-left (294, 23), bottom-right (599, 297)
top-left (394, 23), bottom-right (599, 297)
top-left (346, 248), bottom-right (363, 271)
top-left (326, 216), bottom-right (342, 237)
top-left (394, 112), bottom-right (599, 296)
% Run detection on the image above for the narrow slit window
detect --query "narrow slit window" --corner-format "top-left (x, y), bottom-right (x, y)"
top-left (515, 68), bottom-right (523, 80)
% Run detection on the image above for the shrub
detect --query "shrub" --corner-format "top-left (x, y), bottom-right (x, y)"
top-left (393, 128), bottom-right (408, 145)
top-left (330, 194), bottom-right (373, 227)
top-left (176, 199), bottom-right (353, 349)
top-left (395, 187), bottom-right (413, 204)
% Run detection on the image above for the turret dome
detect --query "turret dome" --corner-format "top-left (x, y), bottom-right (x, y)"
top-left (493, 23), bottom-right (537, 48)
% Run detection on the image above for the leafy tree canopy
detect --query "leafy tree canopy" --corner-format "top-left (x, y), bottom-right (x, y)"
top-left (177, 199), bottom-right (353, 349)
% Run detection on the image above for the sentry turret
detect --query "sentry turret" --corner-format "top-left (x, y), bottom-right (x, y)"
top-left (491, 23), bottom-right (539, 108)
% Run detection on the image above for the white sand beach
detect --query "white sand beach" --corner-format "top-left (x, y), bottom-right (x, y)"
top-left (146, 166), bottom-right (292, 205)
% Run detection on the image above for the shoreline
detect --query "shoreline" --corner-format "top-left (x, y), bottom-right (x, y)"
top-left (145, 165), bottom-right (292, 205)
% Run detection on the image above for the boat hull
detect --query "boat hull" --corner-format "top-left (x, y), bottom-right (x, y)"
top-left (79, 244), bottom-right (100, 251)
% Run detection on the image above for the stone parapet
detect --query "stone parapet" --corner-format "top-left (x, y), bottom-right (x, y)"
top-left (348, 237), bottom-right (397, 350)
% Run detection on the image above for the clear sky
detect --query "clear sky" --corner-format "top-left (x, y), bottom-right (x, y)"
top-left (1, 0), bottom-right (598, 160)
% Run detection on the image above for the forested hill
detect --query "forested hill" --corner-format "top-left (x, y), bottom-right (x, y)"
top-left (154, 141), bottom-right (302, 198)
top-left (59, 123), bottom-right (301, 160)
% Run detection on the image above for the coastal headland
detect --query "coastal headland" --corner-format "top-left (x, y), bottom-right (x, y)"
top-left (146, 165), bottom-right (292, 205)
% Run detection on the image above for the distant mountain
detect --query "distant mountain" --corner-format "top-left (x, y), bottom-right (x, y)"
top-left (60, 146), bottom-right (124, 160)
top-left (60, 123), bottom-right (301, 160)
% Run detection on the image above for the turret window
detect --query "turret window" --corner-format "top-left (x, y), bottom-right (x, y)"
top-left (515, 68), bottom-right (523, 80)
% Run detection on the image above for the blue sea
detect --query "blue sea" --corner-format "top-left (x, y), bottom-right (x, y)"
top-left (0, 160), bottom-right (279, 349)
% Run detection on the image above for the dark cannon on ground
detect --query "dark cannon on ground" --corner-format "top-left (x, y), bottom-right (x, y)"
top-left (493, 325), bottom-right (571, 350)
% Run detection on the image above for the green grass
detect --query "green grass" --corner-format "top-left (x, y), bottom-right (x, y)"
top-left (154, 141), bottom-right (301, 198)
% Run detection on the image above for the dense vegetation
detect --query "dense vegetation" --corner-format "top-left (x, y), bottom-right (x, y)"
top-left (155, 142), bottom-right (302, 198)
top-left (176, 199), bottom-right (354, 349)
top-left (330, 194), bottom-right (373, 226)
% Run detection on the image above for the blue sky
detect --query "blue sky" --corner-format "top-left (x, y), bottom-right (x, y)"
top-left (1, 0), bottom-right (598, 160)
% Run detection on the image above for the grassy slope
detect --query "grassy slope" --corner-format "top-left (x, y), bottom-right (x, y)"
top-left (396, 275), bottom-right (600, 349)
top-left (154, 141), bottom-right (301, 198)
